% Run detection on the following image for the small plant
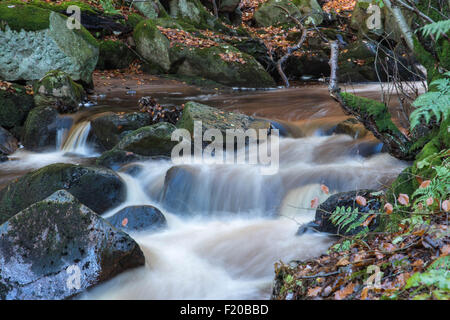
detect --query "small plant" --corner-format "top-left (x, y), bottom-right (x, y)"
top-left (99, 0), bottom-right (121, 14)
top-left (330, 206), bottom-right (371, 237)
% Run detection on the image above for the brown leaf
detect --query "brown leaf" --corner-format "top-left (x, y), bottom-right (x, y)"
top-left (337, 257), bottom-right (350, 266)
top-left (442, 200), bottom-right (450, 212)
top-left (122, 218), bottom-right (128, 227)
top-left (361, 286), bottom-right (369, 300)
top-left (356, 195), bottom-right (367, 207)
top-left (384, 203), bottom-right (393, 214)
top-left (307, 286), bottom-right (322, 297)
top-left (311, 197), bottom-right (319, 209)
top-left (398, 194), bottom-right (410, 206)
top-left (320, 184), bottom-right (329, 194)
top-left (334, 282), bottom-right (355, 300)
top-left (419, 180), bottom-right (431, 188)
top-left (441, 244), bottom-right (450, 256)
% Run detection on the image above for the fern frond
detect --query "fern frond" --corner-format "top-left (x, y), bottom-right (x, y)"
top-left (419, 20), bottom-right (450, 40)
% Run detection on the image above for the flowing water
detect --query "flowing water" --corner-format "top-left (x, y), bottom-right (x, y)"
top-left (0, 82), bottom-right (411, 300)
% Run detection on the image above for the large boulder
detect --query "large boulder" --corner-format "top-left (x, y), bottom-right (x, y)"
top-left (134, 20), bottom-right (172, 73)
top-left (91, 112), bottom-right (153, 150)
top-left (107, 205), bottom-right (167, 232)
top-left (0, 163), bottom-right (127, 224)
top-left (176, 101), bottom-right (272, 136)
top-left (115, 122), bottom-right (178, 157)
top-left (0, 126), bottom-right (18, 156)
top-left (0, 84), bottom-right (35, 129)
top-left (0, 4), bottom-right (99, 83)
top-left (170, 44), bottom-right (275, 88)
top-left (33, 70), bottom-right (85, 113)
top-left (96, 40), bottom-right (136, 70)
top-left (0, 190), bottom-right (144, 300)
top-left (254, 0), bottom-right (323, 27)
top-left (133, 0), bottom-right (167, 19)
top-left (21, 106), bottom-right (66, 151)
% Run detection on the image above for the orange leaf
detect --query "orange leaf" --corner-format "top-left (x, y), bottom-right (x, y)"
top-left (356, 195), bottom-right (367, 207)
top-left (122, 218), bottom-right (128, 227)
top-left (384, 203), bottom-right (393, 214)
top-left (337, 257), bottom-right (350, 266)
top-left (398, 194), bottom-right (409, 206)
top-left (362, 214), bottom-right (376, 227)
top-left (334, 282), bottom-right (355, 300)
top-left (442, 200), bottom-right (450, 212)
top-left (441, 244), bottom-right (450, 256)
top-left (426, 197), bottom-right (434, 206)
top-left (320, 184), bottom-right (329, 194)
top-left (419, 180), bottom-right (431, 188)
top-left (361, 287), bottom-right (369, 300)
top-left (307, 287), bottom-right (322, 297)
top-left (311, 197), bottom-right (319, 209)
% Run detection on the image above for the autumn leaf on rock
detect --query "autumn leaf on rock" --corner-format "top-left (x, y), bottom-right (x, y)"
top-left (311, 197), bottom-right (319, 209)
top-left (356, 195), bottom-right (367, 206)
top-left (122, 218), bottom-right (128, 227)
top-left (320, 184), bottom-right (329, 194)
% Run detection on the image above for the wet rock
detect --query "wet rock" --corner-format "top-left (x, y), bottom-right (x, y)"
top-left (115, 122), bottom-right (178, 157)
top-left (21, 106), bottom-right (72, 151)
top-left (96, 40), bottom-right (136, 70)
top-left (334, 118), bottom-right (369, 139)
top-left (0, 5), bottom-right (99, 83)
top-left (254, 0), bottom-right (323, 27)
top-left (0, 190), bottom-right (144, 300)
top-left (134, 19), bottom-right (172, 73)
top-left (310, 189), bottom-right (381, 236)
top-left (0, 163), bottom-right (127, 225)
top-left (33, 70), bottom-right (85, 113)
top-left (96, 149), bottom-right (151, 170)
top-left (0, 127), bottom-right (18, 156)
top-left (170, 44), bottom-right (275, 88)
top-left (176, 101), bottom-right (272, 137)
top-left (107, 205), bottom-right (167, 232)
top-left (91, 112), bottom-right (153, 150)
top-left (0, 84), bottom-right (35, 129)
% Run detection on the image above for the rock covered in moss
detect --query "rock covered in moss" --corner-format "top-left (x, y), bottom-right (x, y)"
top-left (0, 84), bottom-right (35, 129)
top-left (170, 44), bottom-right (275, 88)
top-left (21, 106), bottom-right (70, 151)
top-left (134, 19), bottom-right (171, 73)
top-left (0, 163), bottom-right (127, 224)
top-left (97, 40), bottom-right (136, 70)
top-left (91, 111), bottom-right (153, 150)
top-left (0, 190), bottom-right (144, 300)
top-left (133, 0), bottom-right (167, 19)
top-left (335, 118), bottom-right (369, 139)
top-left (0, 4), bottom-right (98, 83)
top-left (254, 0), bottom-right (323, 27)
top-left (96, 149), bottom-right (151, 170)
top-left (176, 101), bottom-right (272, 136)
top-left (115, 122), bottom-right (178, 157)
top-left (0, 126), bottom-right (18, 156)
top-left (107, 205), bottom-right (167, 232)
top-left (33, 70), bottom-right (85, 113)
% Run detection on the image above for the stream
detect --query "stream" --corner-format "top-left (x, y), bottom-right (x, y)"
top-left (0, 82), bottom-right (409, 299)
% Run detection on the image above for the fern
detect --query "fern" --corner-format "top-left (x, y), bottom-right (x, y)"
top-left (330, 206), bottom-right (370, 237)
top-left (419, 20), bottom-right (450, 40)
top-left (412, 157), bottom-right (450, 209)
top-left (410, 72), bottom-right (450, 130)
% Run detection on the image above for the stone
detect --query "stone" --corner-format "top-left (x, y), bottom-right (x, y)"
top-left (107, 205), bottom-right (167, 232)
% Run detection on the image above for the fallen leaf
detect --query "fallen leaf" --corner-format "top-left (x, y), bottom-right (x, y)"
top-left (122, 218), bottom-right (128, 227)
top-left (356, 195), bottom-right (367, 206)
top-left (361, 286), bottom-right (369, 300)
top-left (442, 200), bottom-right (449, 212)
top-left (362, 214), bottom-right (376, 227)
top-left (334, 282), bottom-right (355, 300)
top-left (384, 203), bottom-right (393, 214)
top-left (337, 257), bottom-right (350, 266)
top-left (398, 194), bottom-right (409, 206)
top-left (419, 180), bottom-right (431, 188)
top-left (311, 197), bottom-right (319, 209)
top-left (307, 286), bottom-right (322, 297)
top-left (320, 184), bottom-right (329, 194)
top-left (426, 197), bottom-right (434, 206)
top-left (441, 244), bottom-right (450, 256)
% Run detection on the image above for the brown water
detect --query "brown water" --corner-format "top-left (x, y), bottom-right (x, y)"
top-left (0, 81), bottom-right (411, 299)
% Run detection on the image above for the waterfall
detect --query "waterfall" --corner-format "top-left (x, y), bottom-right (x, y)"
top-left (60, 121), bottom-right (95, 156)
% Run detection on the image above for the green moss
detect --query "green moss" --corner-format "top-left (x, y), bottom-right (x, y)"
top-left (340, 92), bottom-right (399, 133)
top-left (97, 40), bottom-right (135, 70)
top-left (126, 13), bottom-right (145, 29)
top-left (0, 85), bottom-right (35, 129)
top-left (0, 3), bottom-right (50, 31)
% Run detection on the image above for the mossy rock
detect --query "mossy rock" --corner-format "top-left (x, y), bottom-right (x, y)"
top-left (176, 101), bottom-right (272, 136)
top-left (0, 5), bottom-right (98, 83)
top-left (0, 163), bottom-right (127, 224)
top-left (96, 40), bottom-right (136, 70)
top-left (134, 19), bottom-right (171, 73)
top-left (133, 0), bottom-right (168, 19)
top-left (22, 106), bottom-right (61, 151)
top-left (116, 122), bottom-right (178, 157)
top-left (169, 44), bottom-right (275, 88)
top-left (0, 126), bottom-right (18, 155)
top-left (335, 118), bottom-right (369, 138)
top-left (33, 70), bottom-right (85, 113)
top-left (90, 111), bottom-right (153, 150)
top-left (126, 13), bottom-right (146, 29)
top-left (0, 85), bottom-right (35, 129)
top-left (254, 0), bottom-right (323, 27)
top-left (0, 190), bottom-right (144, 300)
top-left (96, 149), bottom-right (151, 170)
